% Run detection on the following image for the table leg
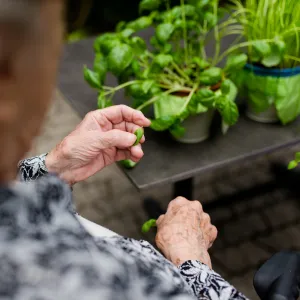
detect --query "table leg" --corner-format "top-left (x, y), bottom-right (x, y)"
top-left (143, 178), bottom-right (194, 219)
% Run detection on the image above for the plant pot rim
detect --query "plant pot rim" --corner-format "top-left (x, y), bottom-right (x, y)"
top-left (244, 63), bottom-right (300, 78)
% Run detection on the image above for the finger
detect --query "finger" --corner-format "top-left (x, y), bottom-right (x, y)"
top-left (94, 105), bottom-right (151, 127)
top-left (130, 144), bottom-right (144, 160)
top-left (200, 213), bottom-right (211, 227)
top-left (167, 196), bottom-right (188, 211)
top-left (113, 122), bottom-right (146, 144)
top-left (115, 149), bottom-right (132, 162)
top-left (98, 130), bottom-right (136, 149)
top-left (156, 214), bottom-right (165, 226)
top-left (190, 200), bottom-right (203, 213)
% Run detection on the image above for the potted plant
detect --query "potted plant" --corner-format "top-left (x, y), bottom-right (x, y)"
top-left (84, 0), bottom-right (248, 144)
top-left (229, 0), bottom-right (300, 124)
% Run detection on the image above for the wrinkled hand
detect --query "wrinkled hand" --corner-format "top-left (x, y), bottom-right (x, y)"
top-left (46, 105), bottom-right (150, 185)
top-left (155, 197), bottom-right (217, 268)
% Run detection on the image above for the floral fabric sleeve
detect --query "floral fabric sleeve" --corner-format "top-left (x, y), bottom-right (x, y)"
top-left (179, 261), bottom-right (248, 300)
top-left (18, 153), bottom-right (48, 182)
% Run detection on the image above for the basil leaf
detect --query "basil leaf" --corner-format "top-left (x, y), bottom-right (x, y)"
top-left (252, 41), bottom-right (271, 57)
top-left (93, 53), bottom-right (107, 84)
top-left (215, 96), bottom-right (239, 126)
top-left (225, 54), bottom-right (247, 73)
top-left (94, 33), bottom-right (121, 55)
top-left (150, 116), bottom-right (176, 131)
top-left (121, 160), bottom-right (137, 169)
top-left (261, 42), bottom-right (285, 67)
top-left (142, 80), bottom-right (155, 94)
top-left (139, 0), bottom-right (161, 12)
top-left (199, 67), bottom-right (222, 86)
top-left (156, 23), bottom-right (175, 43)
top-left (192, 57), bottom-right (210, 70)
top-left (83, 66), bottom-right (100, 89)
top-left (108, 44), bottom-right (134, 76)
top-left (221, 79), bottom-right (232, 95)
top-left (153, 54), bottom-right (173, 68)
top-left (133, 128), bottom-right (144, 146)
top-left (141, 219), bottom-right (157, 233)
top-left (127, 16), bottom-right (153, 32)
top-left (288, 160), bottom-right (298, 170)
top-left (170, 122), bottom-right (185, 138)
top-left (130, 37), bottom-right (147, 55)
top-left (120, 28), bottom-right (135, 38)
top-left (97, 91), bottom-right (112, 109)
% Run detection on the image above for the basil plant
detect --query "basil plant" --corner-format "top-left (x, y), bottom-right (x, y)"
top-left (84, 0), bottom-right (248, 137)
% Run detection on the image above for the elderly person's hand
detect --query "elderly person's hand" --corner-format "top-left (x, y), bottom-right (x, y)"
top-left (155, 197), bottom-right (217, 268)
top-left (45, 105), bottom-right (150, 185)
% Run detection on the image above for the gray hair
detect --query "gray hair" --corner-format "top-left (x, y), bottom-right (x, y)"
top-left (0, 0), bottom-right (40, 33)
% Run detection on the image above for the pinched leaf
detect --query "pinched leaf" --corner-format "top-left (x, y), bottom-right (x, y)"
top-left (83, 66), bottom-right (100, 89)
top-left (142, 219), bottom-right (157, 233)
top-left (133, 128), bottom-right (144, 146)
top-left (108, 44), bottom-right (134, 76)
top-left (121, 160), bottom-right (137, 169)
top-left (156, 23), bottom-right (175, 43)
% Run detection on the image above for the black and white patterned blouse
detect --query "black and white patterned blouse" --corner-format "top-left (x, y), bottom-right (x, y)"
top-left (2, 154), bottom-right (249, 300)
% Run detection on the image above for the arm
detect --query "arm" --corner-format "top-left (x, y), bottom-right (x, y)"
top-left (155, 197), bottom-right (248, 300)
top-left (179, 260), bottom-right (248, 300)
top-left (18, 153), bottom-right (48, 182)
top-left (18, 105), bottom-right (150, 184)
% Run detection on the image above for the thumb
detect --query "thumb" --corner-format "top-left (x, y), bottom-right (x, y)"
top-left (98, 129), bottom-right (137, 149)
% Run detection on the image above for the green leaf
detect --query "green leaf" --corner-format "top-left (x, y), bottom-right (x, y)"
top-left (93, 53), bottom-right (107, 84)
top-left (199, 67), bottom-right (222, 86)
top-left (252, 41), bottom-right (271, 57)
top-left (133, 128), bottom-right (144, 146)
top-left (170, 5), bottom-right (196, 18)
top-left (261, 42), bottom-right (285, 67)
top-left (221, 79), bottom-right (232, 95)
top-left (225, 54), bottom-right (247, 73)
top-left (83, 66), bottom-right (100, 89)
top-left (142, 80), bottom-right (155, 94)
top-left (193, 57), bottom-right (210, 70)
top-left (127, 16), bottom-right (153, 32)
top-left (295, 152), bottom-right (300, 163)
top-left (169, 122), bottom-right (185, 138)
top-left (94, 33), bottom-right (121, 55)
top-left (150, 116), bottom-right (176, 131)
top-left (153, 54), bottom-right (173, 68)
top-left (108, 44), bottom-right (134, 76)
top-left (196, 88), bottom-right (215, 108)
top-left (130, 37), bottom-right (147, 55)
top-left (156, 23), bottom-right (175, 43)
top-left (97, 91), bottom-right (112, 109)
top-left (120, 28), bottom-right (135, 38)
top-left (141, 219), bottom-right (157, 233)
top-left (288, 160), bottom-right (298, 170)
top-left (203, 12), bottom-right (217, 28)
top-left (139, 0), bottom-right (161, 12)
top-left (131, 60), bottom-right (141, 76)
top-left (121, 160), bottom-right (137, 169)
top-left (116, 21), bottom-right (126, 32)
top-left (215, 96), bottom-right (239, 126)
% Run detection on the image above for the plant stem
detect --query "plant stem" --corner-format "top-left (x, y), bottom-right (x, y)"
top-left (103, 80), bottom-right (139, 96)
top-left (212, 2), bottom-right (220, 65)
top-left (216, 39), bottom-right (274, 64)
top-left (180, 0), bottom-right (189, 63)
top-left (136, 88), bottom-right (186, 111)
top-left (171, 61), bottom-right (191, 83)
top-left (180, 85), bottom-right (198, 113)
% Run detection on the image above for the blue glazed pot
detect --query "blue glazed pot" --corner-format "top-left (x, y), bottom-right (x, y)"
top-left (244, 64), bottom-right (300, 78)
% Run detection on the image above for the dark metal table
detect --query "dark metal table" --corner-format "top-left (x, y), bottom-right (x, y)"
top-left (58, 38), bottom-right (300, 218)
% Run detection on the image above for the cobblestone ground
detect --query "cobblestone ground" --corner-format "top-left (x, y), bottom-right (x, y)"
top-left (29, 91), bottom-right (300, 299)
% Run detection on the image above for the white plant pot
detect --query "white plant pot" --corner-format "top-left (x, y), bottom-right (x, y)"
top-left (172, 110), bottom-right (214, 144)
top-left (246, 104), bottom-right (279, 123)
